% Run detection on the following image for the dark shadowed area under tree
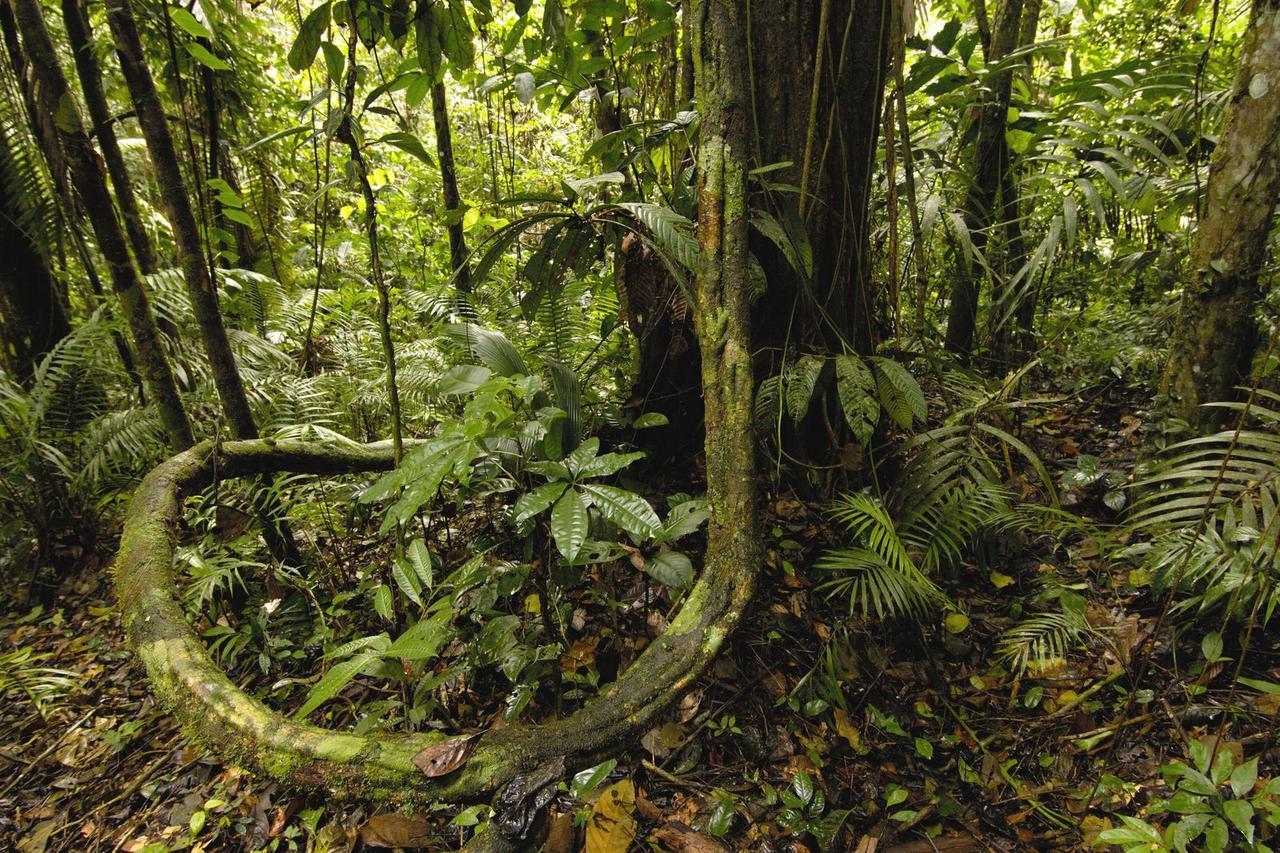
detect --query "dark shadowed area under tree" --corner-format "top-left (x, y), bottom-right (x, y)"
top-left (2, 0), bottom-right (1280, 850)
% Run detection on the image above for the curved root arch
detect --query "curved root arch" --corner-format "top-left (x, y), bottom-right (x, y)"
top-left (116, 438), bottom-right (757, 803)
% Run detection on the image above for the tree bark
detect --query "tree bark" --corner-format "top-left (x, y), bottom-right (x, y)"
top-left (429, 79), bottom-right (471, 297)
top-left (943, 0), bottom-right (1024, 363)
top-left (103, 0), bottom-right (258, 441)
top-left (60, 0), bottom-right (157, 274)
top-left (9, 0), bottom-right (192, 450)
top-left (0, 132), bottom-right (71, 381)
top-left (748, 0), bottom-right (893, 362)
top-left (1163, 0), bottom-right (1280, 430)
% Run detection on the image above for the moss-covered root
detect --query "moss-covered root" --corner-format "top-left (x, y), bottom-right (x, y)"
top-left (115, 437), bottom-right (760, 805)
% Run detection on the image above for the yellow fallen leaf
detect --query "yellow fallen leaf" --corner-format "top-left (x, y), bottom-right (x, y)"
top-left (586, 779), bottom-right (637, 853)
top-left (944, 612), bottom-right (970, 634)
top-left (833, 708), bottom-right (861, 750)
top-left (989, 570), bottom-right (1014, 589)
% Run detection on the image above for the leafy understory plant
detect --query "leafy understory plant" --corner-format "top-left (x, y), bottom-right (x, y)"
top-left (1096, 741), bottom-right (1279, 853)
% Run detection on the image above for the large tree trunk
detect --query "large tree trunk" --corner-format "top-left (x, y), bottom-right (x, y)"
top-left (9, 0), bottom-right (192, 449)
top-left (1163, 0), bottom-right (1280, 430)
top-left (429, 79), bottom-right (471, 297)
top-left (103, 0), bottom-right (258, 441)
top-left (943, 0), bottom-right (1024, 363)
top-left (749, 0), bottom-right (893, 362)
top-left (0, 132), bottom-right (71, 381)
top-left (60, 0), bottom-right (157, 274)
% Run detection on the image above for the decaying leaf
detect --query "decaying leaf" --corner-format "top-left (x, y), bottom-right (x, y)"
top-left (649, 821), bottom-right (728, 852)
top-left (586, 778), bottom-right (638, 853)
top-left (359, 812), bottom-right (432, 848)
top-left (411, 732), bottom-right (480, 777)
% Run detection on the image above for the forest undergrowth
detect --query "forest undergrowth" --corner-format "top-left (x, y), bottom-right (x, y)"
top-left (6, 373), bottom-right (1277, 853)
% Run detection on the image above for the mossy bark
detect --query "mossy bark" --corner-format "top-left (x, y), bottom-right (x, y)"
top-left (10, 0), bottom-right (193, 450)
top-left (1163, 0), bottom-right (1280, 430)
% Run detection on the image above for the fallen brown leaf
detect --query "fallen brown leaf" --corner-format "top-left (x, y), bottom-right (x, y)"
top-left (359, 812), bottom-right (433, 848)
top-left (411, 732), bottom-right (480, 778)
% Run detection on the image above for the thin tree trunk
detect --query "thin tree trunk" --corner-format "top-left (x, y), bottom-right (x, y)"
top-left (679, 0), bottom-right (694, 104)
top-left (337, 33), bottom-right (403, 463)
top-left (103, 0), bottom-right (258, 441)
top-left (943, 0), bottom-right (1024, 362)
top-left (991, 0), bottom-right (1041, 366)
top-left (9, 0), bottom-right (193, 449)
top-left (895, 68), bottom-right (929, 338)
top-left (60, 0), bottom-right (156, 274)
top-left (1163, 0), bottom-right (1280, 430)
top-left (429, 79), bottom-right (471, 297)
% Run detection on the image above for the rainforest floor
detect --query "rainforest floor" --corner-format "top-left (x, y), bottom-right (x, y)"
top-left (3, 387), bottom-right (1279, 853)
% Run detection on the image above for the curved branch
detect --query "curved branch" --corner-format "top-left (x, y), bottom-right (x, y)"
top-left (116, 437), bottom-right (757, 804)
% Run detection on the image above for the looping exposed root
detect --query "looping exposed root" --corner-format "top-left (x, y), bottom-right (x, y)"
top-left (115, 438), bottom-right (757, 805)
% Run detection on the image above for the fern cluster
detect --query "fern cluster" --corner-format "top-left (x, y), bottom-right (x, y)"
top-left (1122, 397), bottom-right (1280, 626)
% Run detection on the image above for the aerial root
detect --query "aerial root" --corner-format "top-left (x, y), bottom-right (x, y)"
top-left (115, 438), bottom-right (757, 813)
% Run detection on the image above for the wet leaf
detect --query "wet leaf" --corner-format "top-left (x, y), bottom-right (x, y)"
top-left (359, 813), bottom-right (432, 848)
top-left (586, 778), bottom-right (638, 853)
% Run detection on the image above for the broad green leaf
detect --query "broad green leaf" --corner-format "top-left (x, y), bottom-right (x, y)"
top-left (834, 355), bottom-right (878, 446)
top-left (551, 488), bottom-right (589, 562)
top-left (436, 364), bottom-right (490, 395)
top-left (786, 355), bottom-right (825, 423)
top-left (1229, 757), bottom-right (1258, 798)
top-left (632, 412), bottom-right (668, 429)
top-left (580, 484), bottom-right (660, 540)
top-left (644, 551), bottom-right (693, 588)
top-left (514, 482), bottom-right (568, 525)
top-left (1222, 799), bottom-right (1254, 843)
top-left (170, 7), bottom-right (213, 39)
top-left (288, 3), bottom-right (330, 72)
top-left (578, 451), bottom-right (644, 479)
top-left (869, 357), bottom-right (926, 428)
top-left (1203, 816), bottom-right (1228, 853)
top-left (295, 649), bottom-right (379, 719)
top-left (221, 207), bottom-right (253, 226)
top-left (380, 131), bottom-right (436, 167)
top-left (321, 40), bottom-right (345, 82)
top-left (406, 539), bottom-right (434, 590)
top-left (392, 558), bottom-right (423, 607)
top-left (372, 584), bottom-right (393, 621)
top-left (385, 613), bottom-right (451, 660)
top-left (185, 42), bottom-right (230, 71)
